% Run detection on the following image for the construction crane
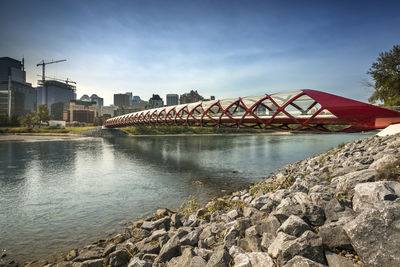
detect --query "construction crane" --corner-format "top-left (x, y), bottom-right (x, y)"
top-left (36, 59), bottom-right (66, 105)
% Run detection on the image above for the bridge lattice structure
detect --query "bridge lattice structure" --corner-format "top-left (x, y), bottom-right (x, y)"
top-left (104, 89), bottom-right (400, 132)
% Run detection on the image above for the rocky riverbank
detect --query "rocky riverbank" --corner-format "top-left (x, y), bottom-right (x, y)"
top-left (3, 133), bottom-right (400, 267)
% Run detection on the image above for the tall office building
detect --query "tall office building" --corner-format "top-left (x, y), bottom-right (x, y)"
top-left (80, 94), bottom-right (90, 101)
top-left (114, 93), bottom-right (130, 108)
top-left (166, 94), bottom-right (179, 106)
top-left (90, 94), bottom-right (104, 109)
top-left (37, 80), bottom-right (76, 120)
top-left (125, 92), bottom-right (133, 107)
top-left (0, 57), bottom-right (36, 117)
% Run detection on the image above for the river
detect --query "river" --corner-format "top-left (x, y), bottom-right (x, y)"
top-left (0, 133), bottom-right (372, 262)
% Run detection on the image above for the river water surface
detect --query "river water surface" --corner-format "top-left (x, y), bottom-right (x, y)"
top-left (0, 133), bottom-right (372, 262)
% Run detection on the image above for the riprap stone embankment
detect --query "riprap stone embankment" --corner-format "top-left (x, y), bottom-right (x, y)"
top-left (15, 133), bottom-right (400, 267)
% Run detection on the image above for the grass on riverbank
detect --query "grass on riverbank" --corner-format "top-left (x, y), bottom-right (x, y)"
top-left (121, 125), bottom-right (267, 135)
top-left (0, 126), bottom-right (97, 134)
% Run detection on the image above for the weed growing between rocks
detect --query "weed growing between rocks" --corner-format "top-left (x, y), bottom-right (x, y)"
top-left (178, 195), bottom-right (200, 215)
top-left (376, 160), bottom-right (400, 182)
top-left (249, 168), bottom-right (296, 196)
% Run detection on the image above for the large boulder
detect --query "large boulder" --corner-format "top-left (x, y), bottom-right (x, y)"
top-left (277, 215), bottom-right (311, 237)
top-left (330, 169), bottom-right (378, 194)
top-left (344, 201), bottom-right (400, 266)
top-left (205, 246), bottom-right (232, 267)
top-left (353, 181), bottom-right (399, 212)
top-left (157, 235), bottom-right (181, 262)
top-left (324, 251), bottom-right (357, 267)
top-left (283, 255), bottom-right (326, 267)
top-left (269, 231), bottom-right (325, 265)
top-left (318, 217), bottom-right (353, 249)
top-left (370, 154), bottom-right (397, 170)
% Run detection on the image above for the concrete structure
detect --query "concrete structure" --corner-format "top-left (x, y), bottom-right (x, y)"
top-left (166, 94), bottom-right (179, 106)
top-left (180, 90), bottom-right (203, 104)
top-left (37, 80), bottom-right (76, 120)
top-left (0, 57), bottom-right (36, 117)
top-left (49, 120), bottom-right (66, 127)
top-left (90, 94), bottom-right (104, 109)
top-left (148, 94), bottom-right (164, 109)
top-left (114, 93), bottom-right (130, 108)
top-left (104, 89), bottom-right (400, 132)
top-left (101, 105), bottom-right (118, 118)
top-left (63, 100), bottom-right (99, 123)
top-left (204, 96), bottom-right (216, 101)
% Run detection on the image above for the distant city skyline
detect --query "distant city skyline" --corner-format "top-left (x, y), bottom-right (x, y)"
top-left (1, 0), bottom-right (400, 105)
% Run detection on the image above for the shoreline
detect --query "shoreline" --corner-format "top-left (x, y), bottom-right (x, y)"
top-left (2, 132), bottom-right (398, 266)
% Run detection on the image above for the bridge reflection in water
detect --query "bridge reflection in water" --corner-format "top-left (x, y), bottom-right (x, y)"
top-left (104, 90), bottom-right (400, 132)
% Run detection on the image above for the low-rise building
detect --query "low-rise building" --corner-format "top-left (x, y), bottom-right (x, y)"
top-left (101, 105), bottom-right (118, 118)
top-left (148, 94), bottom-right (164, 109)
top-left (180, 90), bottom-right (203, 104)
top-left (63, 100), bottom-right (99, 123)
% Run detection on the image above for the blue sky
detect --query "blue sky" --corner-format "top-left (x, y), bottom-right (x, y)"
top-left (1, 0), bottom-right (399, 105)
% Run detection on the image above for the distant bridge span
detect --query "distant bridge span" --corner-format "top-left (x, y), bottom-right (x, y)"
top-left (103, 90), bottom-right (400, 132)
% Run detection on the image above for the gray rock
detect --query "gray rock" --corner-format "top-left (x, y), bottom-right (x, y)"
top-left (73, 247), bottom-right (103, 262)
top-left (259, 200), bottom-right (276, 214)
top-left (259, 215), bottom-right (281, 251)
top-left (271, 203), bottom-right (303, 224)
top-left (224, 227), bottom-right (239, 247)
top-left (228, 246), bottom-right (245, 258)
top-left (233, 253), bottom-right (251, 267)
top-left (353, 181), bottom-right (399, 212)
top-left (324, 251), bottom-right (356, 267)
top-left (247, 252), bottom-right (274, 267)
top-left (318, 217), bottom-right (352, 249)
top-left (102, 243), bottom-right (116, 257)
top-left (167, 248), bottom-right (193, 267)
top-left (250, 195), bottom-right (270, 209)
top-left (323, 198), bottom-right (354, 222)
top-left (193, 247), bottom-right (213, 261)
top-left (107, 249), bottom-right (130, 267)
top-left (267, 232), bottom-right (296, 258)
top-left (243, 226), bottom-right (261, 252)
top-left (283, 255), bottom-right (326, 267)
top-left (189, 256), bottom-right (207, 267)
top-left (153, 217), bottom-right (171, 230)
top-left (158, 235), bottom-right (181, 262)
top-left (370, 154), bottom-right (397, 170)
top-left (141, 221), bottom-right (153, 230)
top-left (127, 257), bottom-right (152, 267)
top-left (344, 201), bottom-right (400, 267)
top-left (331, 169), bottom-right (377, 194)
top-left (80, 259), bottom-right (103, 267)
top-left (180, 229), bottom-right (200, 246)
top-left (271, 230), bottom-right (325, 265)
top-left (226, 210), bottom-right (239, 221)
top-left (205, 246), bottom-right (232, 267)
top-left (171, 214), bottom-right (183, 228)
top-left (277, 215), bottom-right (311, 237)
top-left (301, 204), bottom-right (325, 226)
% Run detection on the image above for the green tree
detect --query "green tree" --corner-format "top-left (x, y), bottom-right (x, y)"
top-left (22, 113), bottom-right (34, 127)
top-left (368, 45), bottom-right (400, 106)
top-left (34, 104), bottom-right (51, 128)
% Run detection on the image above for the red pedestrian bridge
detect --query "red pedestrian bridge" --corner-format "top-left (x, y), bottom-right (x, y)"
top-left (103, 89), bottom-right (400, 132)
